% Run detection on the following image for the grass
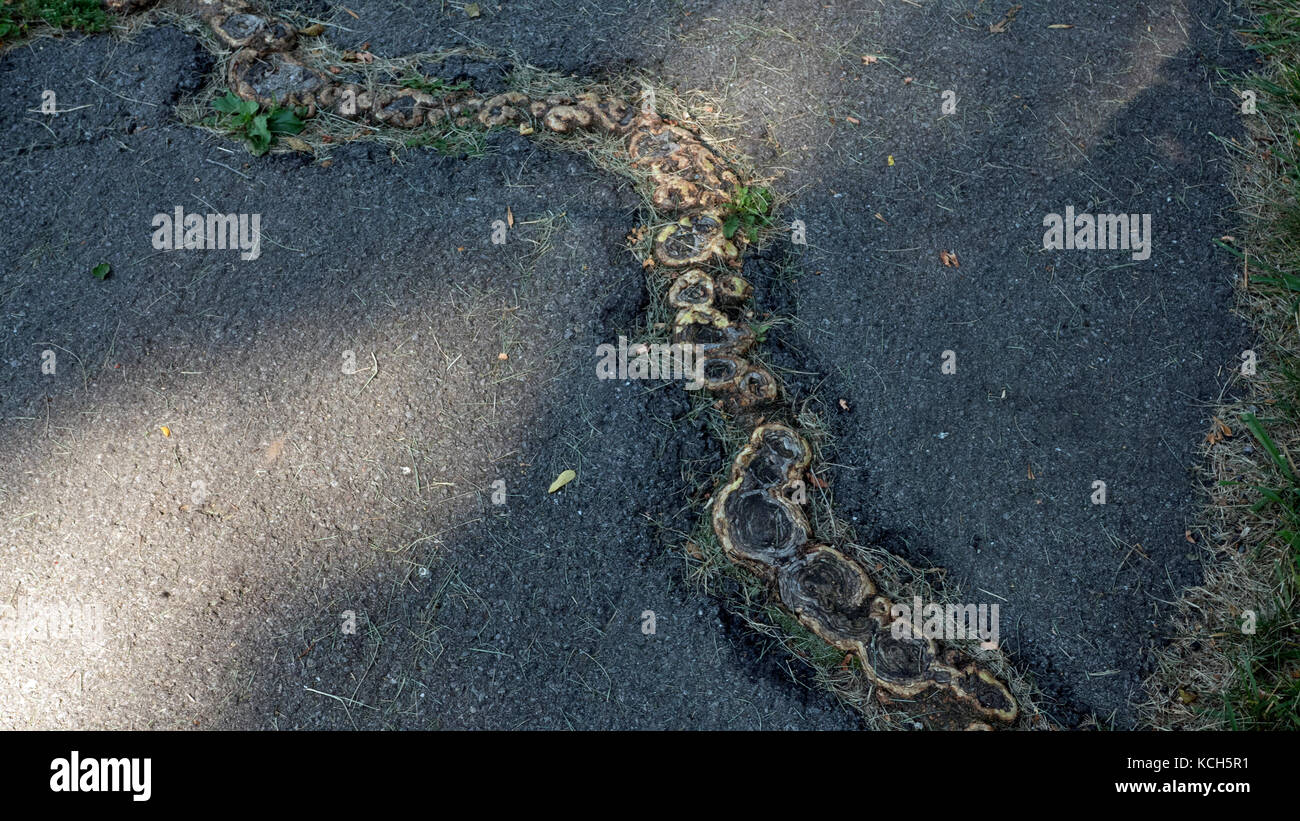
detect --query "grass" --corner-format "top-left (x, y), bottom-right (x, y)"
top-left (0, 0), bottom-right (107, 43)
top-left (1212, 414), bottom-right (1300, 728)
top-left (1146, 0), bottom-right (1300, 730)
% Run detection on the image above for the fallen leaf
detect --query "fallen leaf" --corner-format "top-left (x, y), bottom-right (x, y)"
top-left (301, 23), bottom-right (325, 36)
top-left (940, 249), bottom-right (960, 267)
top-left (465, 2), bottom-right (481, 17)
top-left (887, 155), bottom-right (895, 166)
top-left (807, 471), bottom-right (828, 489)
top-left (159, 426), bottom-right (171, 437)
top-left (1027, 463), bottom-right (1035, 480)
top-left (860, 55), bottom-right (879, 65)
top-left (1047, 23), bottom-right (1073, 29)
top-left (282, 136), bottom-right (313, 153)
top-left (1184, 530), bottom-right (1196, 545)
top-left (548, 469), bottom-right (576, 493)
top-left (506, 206), bottom-right (514, 228)
top-left (838, 398), bottom-right (850, 411)
top-left (518, 123), bottom-right (535, 135)
top-left (1176, 688), bottom-right (1198, 705)
top-left (845, 115), bottom-right (861, 125)
top-left (497, 352), bottom-right (509, 361)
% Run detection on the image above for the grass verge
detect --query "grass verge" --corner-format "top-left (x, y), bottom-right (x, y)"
top-left (0, 0), bottom-right (107, 44)
top-left (1145, 0), bottom-right (1300, 730)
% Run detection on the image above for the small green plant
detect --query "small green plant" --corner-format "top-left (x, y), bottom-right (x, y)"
top-left (749, 319), bottom-right (774, 343)
top-left (0, 0), bottom-right (108, 41)
top-left (91, 262), bottom-right (110, 280)
top-left (208, 92), bottom-right (306, 156)
top-left (722, 185), bottom-right (775, 244)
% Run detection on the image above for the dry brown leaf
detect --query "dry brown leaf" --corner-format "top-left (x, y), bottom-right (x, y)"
top-left (263, 437), bottom-right (285, 466)
top-left (990, 4), bottom-right (1022, 33)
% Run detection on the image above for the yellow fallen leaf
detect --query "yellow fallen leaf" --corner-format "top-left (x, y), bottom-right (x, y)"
top-left (887, 155), bottom-right (895, 166)
top-left (1047, 24), bottom-right (1073, 29)
top-left (159, 426), bottom-right (171, 437)
top-left (548, 469), bottom-right (576, 493)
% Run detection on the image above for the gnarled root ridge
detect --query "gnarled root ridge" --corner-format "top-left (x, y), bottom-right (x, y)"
top-left (715, 425), bottom-right (1019, 728)
top-left (106, 0), bottom-right (1023, 730)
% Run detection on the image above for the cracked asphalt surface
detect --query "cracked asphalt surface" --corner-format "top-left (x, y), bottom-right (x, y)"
top-left (0, 0), bottom-right (1251, 728)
